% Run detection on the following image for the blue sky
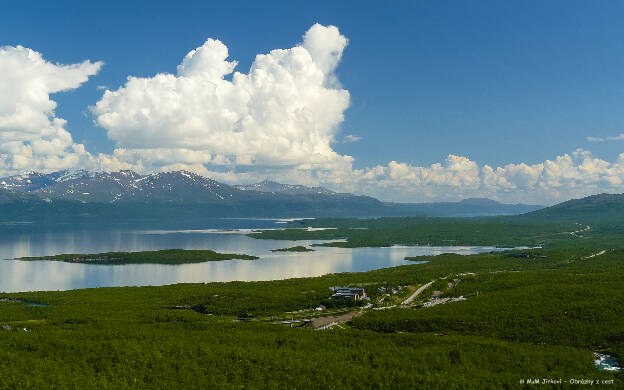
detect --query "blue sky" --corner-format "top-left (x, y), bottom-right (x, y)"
top-left (2, 0), bottom-right (624, 203)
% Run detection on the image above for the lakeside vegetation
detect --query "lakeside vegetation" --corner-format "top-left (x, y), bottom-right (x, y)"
top-left (270, 246), bottom-right (314, 252)
top-left (249, 217), bottom-right (579, 248)
top-left (16, 249), bottom-right (259, 265)
top-left (249, 194), bottom-right (624, 250)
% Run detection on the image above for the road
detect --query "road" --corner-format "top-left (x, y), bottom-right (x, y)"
top-left (401, 280), bottom-right (434, 306)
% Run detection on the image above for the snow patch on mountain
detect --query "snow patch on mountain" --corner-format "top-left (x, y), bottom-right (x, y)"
top-left (235, 180), bottom-right (336, 196)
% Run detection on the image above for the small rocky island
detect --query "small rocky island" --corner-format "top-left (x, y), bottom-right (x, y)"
top-left (16, 249), bottom-right (259, 265)
top-left (270, 246), bottom-right (315, 252)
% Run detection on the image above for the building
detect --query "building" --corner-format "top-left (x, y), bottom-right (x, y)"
top-left (330, 286), bottom-right (367, 300)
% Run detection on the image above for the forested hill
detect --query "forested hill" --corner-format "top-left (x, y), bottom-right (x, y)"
top-left (385, 197), bottom-right (542, 217)
top-left (517, 193), bottom-right (624, 223)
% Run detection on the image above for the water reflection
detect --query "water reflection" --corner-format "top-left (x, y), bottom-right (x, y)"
top-left (0, 225), bottom-right (507, 292)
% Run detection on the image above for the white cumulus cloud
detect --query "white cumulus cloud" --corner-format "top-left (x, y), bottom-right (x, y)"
top-left (93, 23), bottom-right (352, 174)
top-left (315, 149), bottom-right (624, 204)
top-left (0, 45), bottom-right (102, 176)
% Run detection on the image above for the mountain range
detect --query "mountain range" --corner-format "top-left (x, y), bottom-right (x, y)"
top-left (0, 170), bottom-right (544, 223)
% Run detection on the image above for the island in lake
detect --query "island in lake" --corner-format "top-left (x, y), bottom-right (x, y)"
top-left (16, 249), bottom-right (259, 265)
top-left (270, 246), bottom-right (315, 252)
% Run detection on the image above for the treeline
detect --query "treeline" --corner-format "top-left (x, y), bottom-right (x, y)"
top-left (0, 320), bottom-right (606, 389)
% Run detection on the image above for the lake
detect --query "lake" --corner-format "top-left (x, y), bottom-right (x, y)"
top-left (0, 219), bottom-right (510, 292)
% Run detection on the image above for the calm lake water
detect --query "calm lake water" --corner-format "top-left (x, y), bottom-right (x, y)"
top-left (0, 219), bottom-right (509, 292)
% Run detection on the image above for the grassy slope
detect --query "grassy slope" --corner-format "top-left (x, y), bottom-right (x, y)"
top-left (17, 249), bottom-right (258, 264)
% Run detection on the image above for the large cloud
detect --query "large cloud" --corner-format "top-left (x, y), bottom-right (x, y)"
top-left (0, 45), bottom-right (102, 176)
top-left (93, 23), bottom-right (352, 173)
top-left (321, 149), bottom-right (624, 204)
top-left (4, 29), bottom-right (624, 206)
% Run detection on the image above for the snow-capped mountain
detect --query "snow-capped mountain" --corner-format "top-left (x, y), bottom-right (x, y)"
top-left (0, 169), bottom-right (386, 222)
top-left (235, 180), bottom-right (336, 196)
top-left (29, 170), bottom-right (246, 203)
top-left (0, 170), bottom-right (353, 204)
top-left (0, 171), bottom-right (70, 192)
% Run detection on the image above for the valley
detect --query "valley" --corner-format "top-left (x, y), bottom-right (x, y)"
top-left (1, 185), bottom-right (623, 388)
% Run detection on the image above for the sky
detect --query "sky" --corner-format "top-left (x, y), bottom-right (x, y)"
top-left (2, 0), bottom-right (624, 204)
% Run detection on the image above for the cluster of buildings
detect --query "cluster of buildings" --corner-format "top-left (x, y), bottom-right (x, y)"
top-left (330, 286), bottom-right (367, 301)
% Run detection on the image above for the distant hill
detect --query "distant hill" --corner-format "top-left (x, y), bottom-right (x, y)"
top-left (519, 193), bottom-right (624, 223)
top-left (0, 170), bottom-right (545, 223)
top-left (385, 197), bottom-right (543, 217)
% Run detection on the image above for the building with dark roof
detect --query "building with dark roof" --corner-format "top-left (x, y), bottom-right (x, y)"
top-left (330, 286), bottom-right (366, 300)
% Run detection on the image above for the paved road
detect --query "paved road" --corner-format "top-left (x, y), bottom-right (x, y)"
top-left (401, 280), bottom-right (434, 306)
